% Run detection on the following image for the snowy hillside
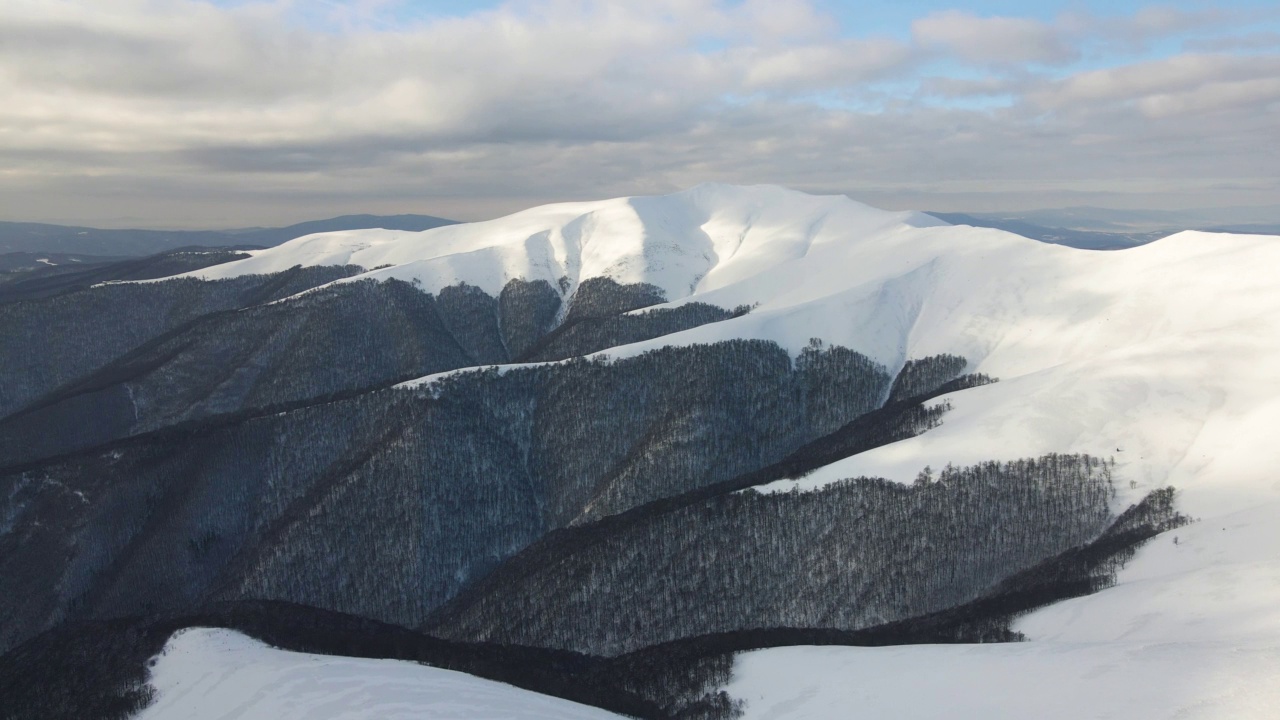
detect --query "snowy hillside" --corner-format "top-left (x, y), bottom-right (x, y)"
top-left (225, 186), bottom-right (1280, 519)
top-left (734, 228), bottom-right (1280, 705)
top-left (183, 183), bottom-right (944, 312)
top-left (192, 186), bottom-right (1280, 655)
top-left (7, 184), bottom-right (1280, 719)
top-left (138, 628), bottom-right (623, 720)
top-left (725, 640), bottom-right (1280, 719)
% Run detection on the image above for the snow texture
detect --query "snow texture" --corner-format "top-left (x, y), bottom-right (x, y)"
top-left (138, 628), bottom-right (624, 720)
top-left (181, 183), bottom-right (942, 321)
top-left (725, 641), bottom-right (1280, 720)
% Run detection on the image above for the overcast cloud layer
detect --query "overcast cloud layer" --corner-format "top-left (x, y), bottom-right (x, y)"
top-left (1, 0), bottom-right (1277, 227)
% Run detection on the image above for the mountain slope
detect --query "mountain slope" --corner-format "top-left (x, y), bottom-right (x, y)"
top-left (197, 187), bottom-right (1280, 545)
top-left (0, 248), bottom-right (254, 304)
top-left (192, 188), bottom-right (1280, 714)
top-left (0, 266), bottom-right (363, 420)
top-left (0, 341), bottom-right (891, 650)
top-left (1, 184), bottom-right (1279, 719)
top-left (183, 183), bottom-right (944, 308)
top-left (724, 641), bottom-right (1280, 720)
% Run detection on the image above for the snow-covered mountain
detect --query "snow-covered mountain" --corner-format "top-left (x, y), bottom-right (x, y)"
top-left (2, 184), bottom-right (1278, 719)
top-left (183, 183), bottom-right (943, 307)
top-left (189, 183), bottom-right (1280, 533)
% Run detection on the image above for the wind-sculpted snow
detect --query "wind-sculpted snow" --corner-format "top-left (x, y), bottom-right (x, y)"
top-left (183, 183), bottom-right (944, 304)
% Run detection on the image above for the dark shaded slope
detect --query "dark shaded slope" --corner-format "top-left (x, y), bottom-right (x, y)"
top-left (512, 341), bottom-right (890, 525)
top-left (0, 330), bottom-right (1195, 720)
top-left (887, 353), bottom-right (970, 403)
top-left (0, 484), bottom-right (1190, 720)
top-left (0, 248), bottom-right (255, 304)
top-left (0, 275), bottom-right (749, 467)
top-left (0, 602), bottom-right (660, 720)
top-left (515, 277), bottom-right (741, 363)
top-left (430, 450), bottom-right (1113, 656)
top-left (0, 214), bottom-right (456, 256)
top-left (0, 279), bottom-right (486, 464)
top-left (0, 340), bottom-right (890, 653)
top-left (0, 266), bottom-right (362, 419)
top-left (425, 357), bottom-right (989, 637)
top-left (0, 252), bottom-right (128, 280)
top-left (523, 302), bottom-right (741, 363)
top-left (603, 484), bottom-right (1191, 670)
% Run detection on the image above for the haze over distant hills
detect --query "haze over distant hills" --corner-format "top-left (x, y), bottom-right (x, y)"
top-left (0, 214), bottom-right (456, 257)
top-left (995, 206), bottom-right (1280, 233)
top-left (926, 206), bottom-right (1280, 250)
top-left (9, 204), bottom-right (1275, 263)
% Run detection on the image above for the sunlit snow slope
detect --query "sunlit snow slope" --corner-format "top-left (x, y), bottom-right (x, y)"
top-left (725, 641), bottom-right (1280, 720)
top-left (137, 628), bottom-right (624, 720)
top-left (181, 185), bottom-right (1280, 717)
top-left (184, 182), bottom-right (943, 317)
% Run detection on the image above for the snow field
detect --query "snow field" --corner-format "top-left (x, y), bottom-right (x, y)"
top-left (725, 640), bottom-right (1280, 720)
top-left (138, 627), bottom-right (624, 720)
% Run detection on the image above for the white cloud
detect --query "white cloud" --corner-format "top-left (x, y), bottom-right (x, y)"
top-left (739, 38), bottom-right (913, 91)
top-left (0, 0), bottom-right (1275, 226)
top-left (1032, 54), bottom-right (1280, 113)
top-left (1187, 31), bottom-right (1280, 52)
top-left (911, 11), bottom-right (1075, 66)
top-left (917, 76), bottom-right (1021, 99)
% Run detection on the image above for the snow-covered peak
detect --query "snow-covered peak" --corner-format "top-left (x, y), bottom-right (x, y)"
top-left (182, 184), bottom-right (944, 302)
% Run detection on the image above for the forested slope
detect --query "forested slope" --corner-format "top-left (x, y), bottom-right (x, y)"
top-left (0, 275), bottom-right (742, 466)
top-left (0, 339), bottom-right (893, 652)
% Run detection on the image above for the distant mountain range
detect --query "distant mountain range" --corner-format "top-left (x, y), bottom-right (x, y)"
top-left (0, 214), bottom-right (457, 257)
top-left (9, 205), bottom-right (1274, 261)
top-left (922, 212), bottom-right (1166, 250)
top-left (989, 205), bottom-right (1280, 233)
top-left (0, 248), bottom-right (261, 304)
top-left (926, 207), bottom-right (1280, 250)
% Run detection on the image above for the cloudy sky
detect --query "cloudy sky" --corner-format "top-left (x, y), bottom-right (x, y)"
top-left (1, 0), bottom-right (1277, 227)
